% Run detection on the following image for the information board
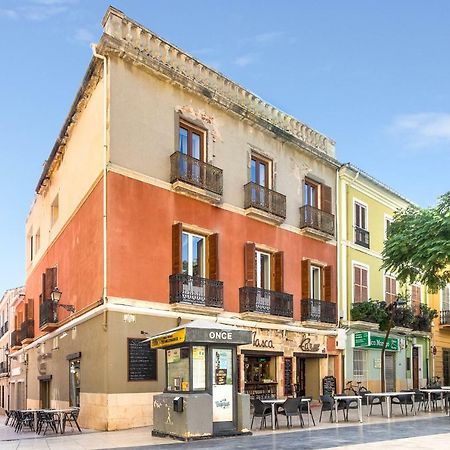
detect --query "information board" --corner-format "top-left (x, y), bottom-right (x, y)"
top-left (128, 338), bottom-right (157, 381)
top-left (322, 375), bottom-right (336, 396)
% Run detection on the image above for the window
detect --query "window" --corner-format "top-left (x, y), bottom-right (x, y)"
top-left (353, 265), bottom-right (368, 303)
top-left (311, 266), bottom-right (321, 300)
top-left (35, 229), bottom-right (40, 254)
top-left (304, 179), bottom-right (319, 207)
top-left (385, 217), bottom-right (393, 239)
top-left (30, 235), bottom-right (34, 262)
top-left (69, 359), bottom-right (80, 407)
top-left (385, 274), bottom-right (397, 304)
top-left (353, 349), bottom-right (367, 381)
top-left (251, 155), bottom-right (270, 187)
top-left (167, 347), bottom-right (190, 391)
top-left (442, 285), bottom-right (450, 311)
top-left (255, 250), bottom-right (271, 290)
top-left (51, 195), bottom-right (59, 226)
top-left (179, 120), bottom-right (205, 161)
top-left (411, 284), bottom-right (421, 314)
top-left (354, 202), bottom-right (367, 230)
top-left (182, 231), bottom-right (205, 277)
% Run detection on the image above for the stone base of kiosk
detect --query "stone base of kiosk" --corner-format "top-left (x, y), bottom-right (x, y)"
top-left (152, 393), bottom-right (252, 441)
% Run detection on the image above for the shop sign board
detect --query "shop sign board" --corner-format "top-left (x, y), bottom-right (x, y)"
top-left (353, 332), bottom-right (399, 351)
top-left (151, 329), bottom-right (186, 349)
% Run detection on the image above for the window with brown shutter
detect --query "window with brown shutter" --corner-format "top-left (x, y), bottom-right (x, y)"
top-left (323, 266), bottom-right (333, 301)
top-left (354, 265), bottom-right (368, 303)
top-left (385, 274), bottom-right (397, 304)
top-left (411, 285), bottom-right (421, 314)
top-left (321, 185), bottom-right (332, 214)
top-left (27, 299), bottom-right (34, 320)
top-left (172, 223), bottom-right (183, 275)
top-left (207, 234), bottom-right (219, 280)
top-left (244, 242), bottom-right (256, 287)
top-left (272, 251), bottom-right (284, 292)
top-left (301, 259), bottom-right (311, 299)
top-left (43, 267), bottom-right (58, 301)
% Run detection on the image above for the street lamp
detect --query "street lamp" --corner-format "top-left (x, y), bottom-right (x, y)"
top-left (51, 287), bottom-right (75, 314)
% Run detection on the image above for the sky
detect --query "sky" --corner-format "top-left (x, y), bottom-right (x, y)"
top-left (0, 0), bottom-right (449, 294)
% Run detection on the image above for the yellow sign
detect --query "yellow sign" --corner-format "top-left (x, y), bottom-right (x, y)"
top-left (150, 329), bottom-right (186, 349)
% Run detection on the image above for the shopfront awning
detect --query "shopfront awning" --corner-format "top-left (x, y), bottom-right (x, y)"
top-left (149, 320), bottom-right (253, 349)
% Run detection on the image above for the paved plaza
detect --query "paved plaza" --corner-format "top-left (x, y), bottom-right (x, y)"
top-left (1, 407), bottom-right (450, 449)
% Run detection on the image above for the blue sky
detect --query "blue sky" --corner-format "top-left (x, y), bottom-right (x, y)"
top-left (0, 0), bottom-right (449, 294)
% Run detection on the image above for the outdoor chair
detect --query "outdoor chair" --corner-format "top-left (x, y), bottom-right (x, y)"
top-left (250, 398), bottom-right (275, 430)
top-left (298, 397), bottom-right (316, 426)
top-left (36, 410), bottom-right (59, 435)
top-left (364, 391), bottom-right (384, 416)
top-left (14, 411), bottom-right (34, 433)
top-left (278, 398), bottom-right (302, 428)
top-left (5, 410), bottom-right (15, 426)
top-left (319, 395), bottom-right (346, 422)
top-left (391, 393), bottom-right (414, 416)
top-left (62, 408), bottom-right (82, 433)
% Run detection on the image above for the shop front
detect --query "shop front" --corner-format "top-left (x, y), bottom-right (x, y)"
top-left (239, 327), bottom-right (339, 400)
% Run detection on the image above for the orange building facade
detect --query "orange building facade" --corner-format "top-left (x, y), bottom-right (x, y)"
top-left (10, 7), bottom-right (342, 430)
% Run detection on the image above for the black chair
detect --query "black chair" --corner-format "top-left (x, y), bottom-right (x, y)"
top-left (363, 391), bottom-right (384, 416)
top-left (14, 411), bottom-right (34, 433)
top-left (391, 393), bottom-right (414, 416)
top-left (299, 397), bottom-right (316, 426)
top-left (250, 398), bottom-right (274, 430)
top-left (36, 411), bottom-right (59, 435)
top-left (62, 408), bottom-right (82, 433)
top-left (278, 398), bottom-right (302, 428)
top-left (5, 410), bottom-right (15, 426)
top-left (319, 395), bottom-right (346, 422)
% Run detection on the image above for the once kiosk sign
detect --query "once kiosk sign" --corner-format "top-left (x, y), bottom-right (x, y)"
top-left (353, 331), bottom-right (399, 351)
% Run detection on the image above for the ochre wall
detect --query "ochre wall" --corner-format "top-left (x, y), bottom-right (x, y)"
top-left (107, 171), bottom-right (337, 320)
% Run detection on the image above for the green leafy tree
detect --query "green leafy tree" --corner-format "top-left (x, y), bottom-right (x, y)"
top-left (382, 192), bottom-right (450, 292)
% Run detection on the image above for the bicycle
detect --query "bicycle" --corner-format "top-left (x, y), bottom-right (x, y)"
top-left (343, 380), bottom-right (368, 396)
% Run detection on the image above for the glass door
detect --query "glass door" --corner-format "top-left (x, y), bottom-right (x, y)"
top-left (211, 348), bottom-right (235, 433)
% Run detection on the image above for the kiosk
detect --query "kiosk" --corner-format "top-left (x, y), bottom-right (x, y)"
top-left (150, 320), bottom-right (252, 440)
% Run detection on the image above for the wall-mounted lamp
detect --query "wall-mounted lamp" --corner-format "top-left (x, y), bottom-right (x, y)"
top-left (51, 287), bottom-right (75, 314)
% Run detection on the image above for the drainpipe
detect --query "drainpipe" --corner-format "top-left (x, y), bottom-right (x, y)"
top-left (91, 44), bottom-right (109, 303)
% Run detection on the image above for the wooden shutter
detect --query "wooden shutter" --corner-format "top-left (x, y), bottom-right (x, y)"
top-left (172, 223), bottom-right (183, 274)
top-left (244, 242), bottom-right (256, 287)
top-left (41, 272), bottom-right (46, 303)
top-left (44, 267), bottom-right (57, 301)
top-left (354, 266), bottom-right (361, 303)
top-left (321, 184), bottom-right (332, 214)
top-left (301, 259), bottom-right (311, 299)
top-left (27, 299), bottom-right (34, 320)
top-left (361, 268), bottom-right (368, 301)
top-left (273, 251), bottom-right (284, 292)
top-left (207, 233), bottom-right (219, 280)
top-left (323, 266), bottom-right (333, 301)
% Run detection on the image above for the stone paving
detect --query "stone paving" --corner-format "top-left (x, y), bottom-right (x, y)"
top-left (1, 407), bottom-right (450, 449)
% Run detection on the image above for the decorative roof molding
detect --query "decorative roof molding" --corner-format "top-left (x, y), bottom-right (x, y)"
top-left (100, 6), bottom-right (336, 162)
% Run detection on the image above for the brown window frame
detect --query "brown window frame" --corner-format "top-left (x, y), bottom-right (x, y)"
top-left (251, 154), bottom-right (271, 188)
top-left (385, 274), bottom-right (397, 304)
top-left (353, 265), bottom-right (368, 303)
top-left (304, 178), bottom-right (319, 208)
top-left (179, 119), bottom-right (207, 161)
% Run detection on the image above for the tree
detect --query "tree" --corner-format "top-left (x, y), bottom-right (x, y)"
top-left (382, 192), bottom-right (450, 292)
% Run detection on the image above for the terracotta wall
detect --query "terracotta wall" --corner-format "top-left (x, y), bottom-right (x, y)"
top-left (24, 179), bottom-right (104, 336)
top-left (107, 172), bottom-right (337, 320)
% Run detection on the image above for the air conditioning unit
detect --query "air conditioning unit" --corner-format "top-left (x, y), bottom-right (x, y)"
top-left (335, 328), bottom-right (347, 350)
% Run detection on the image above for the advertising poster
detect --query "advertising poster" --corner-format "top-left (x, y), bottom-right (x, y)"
top-left (212, 384), bottom-right (233, 422)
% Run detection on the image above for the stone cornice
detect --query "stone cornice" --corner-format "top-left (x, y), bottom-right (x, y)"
top-left (100, 6), bottom-right (337, 165)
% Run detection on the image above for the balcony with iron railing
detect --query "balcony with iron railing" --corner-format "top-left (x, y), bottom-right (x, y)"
top-left (355, 226), bottom-right (370, 248)
top-left (170, 152), bottom-right (223, 203)
top-left (301, 299), bottom-right (337, 324)
top-left (39, 299), bottom-right (58, 332)
top-left (0, 361), bottom-right (7, 374)
top-left (20, 319), bottom-right (34, 344)
top-left (243, 182), bottom-right (286, 224)
top-left (239, 286), bottom-right (293, 320)
top-left (440, 310), bottom-right (450, 327)
top-left (0, 321), bottom-right (8, 337)
top-left (169, 274), bottom-right (224, 310)
top-left (299, 205), bottom-right (335, 239)
top-left (11, 330), bottom-right (21, 350)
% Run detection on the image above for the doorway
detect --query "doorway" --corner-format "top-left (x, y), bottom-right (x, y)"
top-left (385, 352), bottom-right (396, 392)
top-left (296, 358), bottom-right (306, 396)
top-left (412, 347), bottom-right (419, 389)
top-left (39, 380), bottom-right (50, 409)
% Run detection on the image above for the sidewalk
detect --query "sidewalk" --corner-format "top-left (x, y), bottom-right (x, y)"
top-left (1, 405), bottom-right (449, 449)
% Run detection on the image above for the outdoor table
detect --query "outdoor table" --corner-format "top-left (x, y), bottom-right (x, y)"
top-left (261, 398), bottom-right (311, 430)
top-left (420, 388), bottom-right (450, 413)
top-left (364, 392), bottom-right (416, 418)
top-left (333, 395), bottom-right (363, 423)
top-left (19, 409), bottom-right (42, 431)
top-left (42, 409), bottom-right (79, 433)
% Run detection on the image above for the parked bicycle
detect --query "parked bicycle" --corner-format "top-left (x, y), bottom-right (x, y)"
top-left (343, 380), bottom-right (368, 396)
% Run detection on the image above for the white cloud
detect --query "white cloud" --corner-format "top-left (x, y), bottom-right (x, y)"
top-left (0, 0), bottom-right (77, 21)
top-left (234, 53), bottom-right (259, 67)
top-left (0, 9), bottom-right (18, 19)
top-left (74, 27), bottom-right (94, 43)
top-left (389, 113), bottom-right (450, 148)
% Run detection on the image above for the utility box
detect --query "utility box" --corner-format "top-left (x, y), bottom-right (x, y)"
top-left (150, 320), bottom-right (252, 440)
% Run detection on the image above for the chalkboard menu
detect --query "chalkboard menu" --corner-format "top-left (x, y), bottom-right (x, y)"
top-left (128, 338), bottom-right (157, 381)
top-left (322, 375), bottom-right (336, 395)
top-left (284, 357), bottom-right (293, 396)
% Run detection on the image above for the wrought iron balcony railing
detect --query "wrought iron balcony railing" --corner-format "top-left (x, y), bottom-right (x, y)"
top-left (440, 310), bottom-right (450, 326)
top-left (299, 205), bottom-right (335, 236)
top-left (11, 330), bottom-right (21, 348)
top-left (0, 321), bottom-right (7, 337)
top-left (170, 151), bottom-right (223, 195)
top-left (0, 361), bottom-right (7, 374)
top-left (239, 286), bottom-right (293, 318)
top-left (355, 226), bottom-right (370, 248)
top-left (169, 274), bottom-right (224, 308)
top-left (20, 319), bottom-right (34, 342)
top-left (244, 182), bottom-right (286, 219)
top-left (39, 299), bottom-right (58, 329)
top-left (301, 299), bottom-right (337, 324)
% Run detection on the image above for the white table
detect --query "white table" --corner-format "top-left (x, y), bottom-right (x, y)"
top-left (419, 388), bottom-right (450, 413)
top-left (365, 392), bottom-right (416, 418)
top-left (261, 398), bottom-right (311, 430)
top-left (333, 395), bottom-right (363, 423)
